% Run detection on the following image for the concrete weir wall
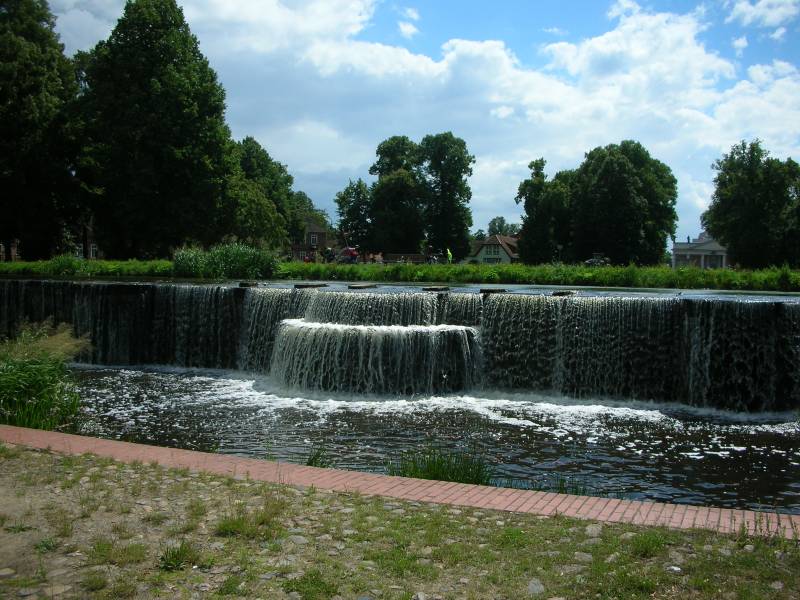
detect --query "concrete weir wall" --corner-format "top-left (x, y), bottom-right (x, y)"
top-left (1, 279), bottom-right (799, 411)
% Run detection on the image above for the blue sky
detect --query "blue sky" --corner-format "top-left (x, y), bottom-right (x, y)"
top-left (50, 0), bottom-right (800, 243)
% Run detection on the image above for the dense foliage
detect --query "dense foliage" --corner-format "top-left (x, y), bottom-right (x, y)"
top-left (3, 0), bottom-right (322, 260)
top-left (387, 445), bottom-right (494, 486)
top-left (335, 132), bottom-right (475, 260)
top-left (2, 258), bottom-right (799, 291)
top-left (0, 0), bottom-right (79, 259)
top-left (0, 322), bottom-right (89, 430)
top-left (486, 216), bottom-right (520, 237)
top-left (173, 243), bottom-right (278, 279)
top-left (702, 140), bottom-right (800, 268)
top-left (517, 141), bottom-right (678, 265)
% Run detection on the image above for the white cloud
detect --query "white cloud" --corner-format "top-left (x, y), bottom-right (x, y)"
top-left (607, 0), bottom-right (640, 19)
top-left (542, 26), bottom-right (568, 36)
top-left (770, 26), bottom-right (787, 40)
top-left (398, 21), bottom-right (419, 39)
top-left (732, 35), bottom-right (748, 56)
top-left (402, 7), bottom-right (420, 21)
top-left (48, 0), bottom-right (800, 241)
top-left (726, 0), bottom-right (800, 27)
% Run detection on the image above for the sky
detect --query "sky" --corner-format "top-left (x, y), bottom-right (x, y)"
top-left (49, 0), bottom-right (800, 243)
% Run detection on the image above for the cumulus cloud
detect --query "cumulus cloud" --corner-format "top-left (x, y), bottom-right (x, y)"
top-left (402, 7), bottom-right (420, 21)
top-left (48, 0), bottom-right (800, 240)
top-left (770, 26), bottom-right (787, 40)
top-left (398, 21), bottom-right (419, 39)
top-left (726, 0), bottom-right (800, 27)
top-left (732, 35), bottom-right (748, 56)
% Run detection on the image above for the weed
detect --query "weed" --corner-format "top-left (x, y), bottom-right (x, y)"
top-left (0, 444), bottom-right (21, 459)
top-left (388, 445), bottom-right (493, 485)
top-left (158, 540), bottom-right (200, 571)
top-left (5, 522), bottom-right (34, 533)
top-left (81, 570), bottom-right (108, 592)
top-left (306, 445), bottom-right (333, 468)
top-left (218, 574), bottom-right (246, 596)
top-left (215, 496), bottom-right (286, 539)
top-left (34, 538), bottom-right (57, 553)
top-left (187, 498), bottom-right (207, 519)
top-left (282, 569), bottom-right (338, 600)
top-left (89, 539), bottom-right (147, 566)
top-left (629, 529), bottom-right (668, 558)
top-left (143, 511), bottom-right (169, 525)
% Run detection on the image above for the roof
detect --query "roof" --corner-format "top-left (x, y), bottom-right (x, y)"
top-left (471, 235), bottom-right (519, 259)
top-left (673, 231), bottom-right (726, 253)
top-left (305, 221), bottom-right (329, 233)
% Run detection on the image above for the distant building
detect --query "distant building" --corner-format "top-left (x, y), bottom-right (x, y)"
top-left (290, 220), bottom-right (333, 261)
top-left (465, 235), bottom-right (520, 264)
top-left (672, 231), bottom-right (728, 269)
top-left (0, 239), bottom-right (20, 262)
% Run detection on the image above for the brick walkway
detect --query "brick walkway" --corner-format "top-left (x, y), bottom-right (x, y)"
top-left (1, 425), bottom-right (798, 539)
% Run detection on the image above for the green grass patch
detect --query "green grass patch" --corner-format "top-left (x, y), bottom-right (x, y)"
top-left (158, 540), bottom-right (200, 571)
top-left (173, 243), bottom-right (277, 279)
top-left (81, 570), bottom-right (108, 592)
top-left (214, 496), bottom-right (286, 539)
top-left (89, 539), bottom-right (147, 566)
top-left (388, 445), bottom-right (493, 485)
top-left (282, 569), bottom-right (338, 599)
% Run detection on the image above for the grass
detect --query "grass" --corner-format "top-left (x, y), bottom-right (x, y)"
top-left (214, 497), bottom-right (286, 539)
top-left (305, 445), bottom-right (333, 468)
top-left (3, 255), bottom-right (800, 291)
top-left (282, 569), bottom-right (339, 599)
top-left (89, 539), bottom-right (147, 566)
top-left (0, 322), bottom-right (89, 431)
top-left (157, 540), bottom-right (200, 571)
top-left (276, 261), bottom-right (800, 291)
top-left (387, 445), bottom-right (494, 486)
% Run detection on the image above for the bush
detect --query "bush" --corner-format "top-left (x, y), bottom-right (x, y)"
top-left (174, 243), bottom-right (277, 279)
top-left (0, 323), bottom-right (89, 431)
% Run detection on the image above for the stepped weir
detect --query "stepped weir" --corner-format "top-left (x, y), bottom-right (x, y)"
top-left (2, 280), bottom-right (798, 411)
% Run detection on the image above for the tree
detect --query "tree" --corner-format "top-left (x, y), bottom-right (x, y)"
top-left (487, 216), bottom-right (520, 237)
top-left (237, 136), bottom-right (293, 217)
top-left (284, 190), bottom-right (330, 245)
top-left (702, 140), bottom-right (800, 268)
top-left (78, 0), bottom-right (239, 258)
top-left (516, 160), bottom-right (572, 264)
top-left (472, 229), bottom-right (486, 241)
top-left (369, 135), bottom-right (420, 178)
top-left (335, 179), bottom-right (372, 249)
top-left (0, 0), bottom-right (79, 258)
top-left (418, 132), bottom-right (475, 260)
top-left (516, 142), bottom-right (677, 265)
top-left (370, 169), bottom-right (425, 253)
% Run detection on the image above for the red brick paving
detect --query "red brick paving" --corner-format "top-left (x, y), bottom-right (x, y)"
top-left (0, 424), bottom-right (796, 540)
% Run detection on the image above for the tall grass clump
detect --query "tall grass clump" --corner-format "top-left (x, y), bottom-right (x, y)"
top-left (0, 322), bottom-right (89, 431)
top-left (173, 243), bottom-right (277, 279)
top-left (387, 445), bottom-right (494, 486)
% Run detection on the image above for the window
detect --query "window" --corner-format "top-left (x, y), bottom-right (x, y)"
top-left (310, 233), bottom-right (318, 246)
top-left (90, 244), bottom-right (98, 259)
top-left (485, 244), bottom-right (500, 256)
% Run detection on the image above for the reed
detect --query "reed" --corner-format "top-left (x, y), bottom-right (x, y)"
top-left (0, 322), bottom-right (89, 431)
top-left (387, 445), bottom-right (494, 486)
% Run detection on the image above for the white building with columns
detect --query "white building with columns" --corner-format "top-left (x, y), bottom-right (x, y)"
top-left (672, 231), bottom-right (728, 269)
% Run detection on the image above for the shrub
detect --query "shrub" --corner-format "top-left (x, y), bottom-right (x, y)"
top-left (0, 323), bottom-right (89, 431)
top-left (174, 243), bottom-right (277, 279)
top-left (158, 540), bottom-right (200, 571)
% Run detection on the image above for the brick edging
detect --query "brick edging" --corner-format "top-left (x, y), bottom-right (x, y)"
top-left (1, 425), bottom-right (797, 539)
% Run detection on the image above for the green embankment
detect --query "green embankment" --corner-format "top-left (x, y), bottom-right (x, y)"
top-left (1, 254), bottom-right (799, 291)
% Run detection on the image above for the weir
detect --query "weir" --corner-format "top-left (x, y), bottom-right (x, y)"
top-left (1, 279), bottom-right (798, 410)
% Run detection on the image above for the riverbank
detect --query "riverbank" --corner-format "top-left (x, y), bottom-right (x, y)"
top-left (2, 259), bottom-right (800, 292)
top-left (1, 431), bottom-right (798, 599)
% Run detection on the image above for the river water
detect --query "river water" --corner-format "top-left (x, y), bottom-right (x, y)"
top-left (73, 365), bottom-right (800, 514)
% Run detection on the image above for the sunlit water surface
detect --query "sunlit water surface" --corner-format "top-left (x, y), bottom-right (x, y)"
top-left (73, 365), bottom-right (800, 513)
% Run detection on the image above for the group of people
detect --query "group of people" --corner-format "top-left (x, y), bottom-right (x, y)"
top-left (302, 246), bottom-right (452, 264)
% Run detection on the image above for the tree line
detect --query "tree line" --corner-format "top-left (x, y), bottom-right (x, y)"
top-left (1, 0), bottom-right (326, 260)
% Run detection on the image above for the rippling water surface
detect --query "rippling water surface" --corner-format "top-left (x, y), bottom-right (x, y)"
top-left (73, 365), bottom-right (800, 513)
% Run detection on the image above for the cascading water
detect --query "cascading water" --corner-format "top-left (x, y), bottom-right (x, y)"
top-left (1, 279), bottom-right (798, 410)
top-left (270, 319), bottom-right (480, 394)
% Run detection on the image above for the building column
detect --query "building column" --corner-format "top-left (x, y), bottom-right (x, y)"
top-left (700, 254), bottom-right (705, 269)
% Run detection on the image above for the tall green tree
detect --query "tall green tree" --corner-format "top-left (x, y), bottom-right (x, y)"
top-left (487, 216), bottom-right (520, 237)
top-left (284, 190), bottom-right (330, 245)
top-left (0, 0), bottom-right (79, 259)
top-left (335, 179), bottom-right (372, 249)
top-left (419, 132), bottom-right (474, 260)
top-left (369, 135), bottom-right (420, 178)
top-left (370, 169), bottom-right (425, 253)
top-left (516, 142), bottom-right (677, 265)
top-left (516, 160), bottom-right (572, 264)
top-left (78, 0), bottom-right (239, 258)
top-left (702, 140), bottom-right (800, 268)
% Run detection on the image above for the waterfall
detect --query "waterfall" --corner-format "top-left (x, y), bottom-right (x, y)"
top-left (270, 319), bottom-right (481, 394)
top-left (1, 279), bottom-right (798, 410)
